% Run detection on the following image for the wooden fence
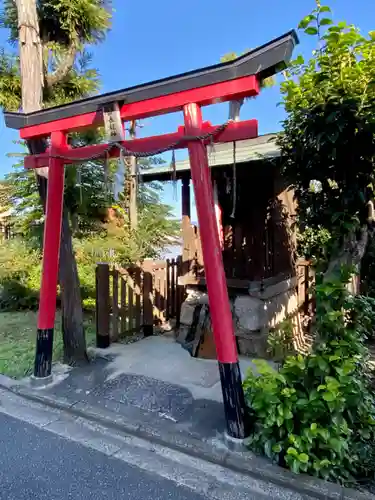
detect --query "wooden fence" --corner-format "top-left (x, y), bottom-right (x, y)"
top-left (296, 259), bottom-right (314, 315)
top-left (95, 258), bottom-right (184, 346)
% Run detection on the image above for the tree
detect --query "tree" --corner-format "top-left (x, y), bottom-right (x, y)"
top-left (277, 2), bottom-right (375, 283)
top-left (0, 0), bottom-right (111, 364)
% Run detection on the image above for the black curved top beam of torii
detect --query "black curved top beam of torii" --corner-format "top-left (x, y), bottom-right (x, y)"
top-left (4, 30), bottom-right (298, 136)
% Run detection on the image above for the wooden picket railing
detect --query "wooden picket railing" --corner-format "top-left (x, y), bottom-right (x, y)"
top-left (95, 257), bottom-right (184, 345)
top-left (296, 258), bottom-right (314, 315)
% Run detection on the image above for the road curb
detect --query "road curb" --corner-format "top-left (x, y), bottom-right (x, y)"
top-left (0, 377), bottom-right (373, 500)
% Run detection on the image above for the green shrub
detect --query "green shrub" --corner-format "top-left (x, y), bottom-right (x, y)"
top-left (267, 318), bottom-right (295, 361)
top-left (243, 269), bottom-right (375, 484)
top-left (0, 240), bottom-right (41, 310)
top-left (0, 238), bottom-right (98, 311)
top-left (0, 279), bottom-right (39, 310)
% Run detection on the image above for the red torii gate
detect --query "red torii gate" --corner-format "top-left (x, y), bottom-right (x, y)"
top-left (4, 30), bottom-right (297, 440)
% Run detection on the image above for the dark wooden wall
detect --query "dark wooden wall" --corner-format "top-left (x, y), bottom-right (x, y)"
top-left (212, 160), bottom-right (295, 282)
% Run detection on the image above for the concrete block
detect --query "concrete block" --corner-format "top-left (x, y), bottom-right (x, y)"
top-left (234, 296), bottom-right (263, 331)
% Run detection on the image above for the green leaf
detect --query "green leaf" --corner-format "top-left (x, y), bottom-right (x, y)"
top-left (264, 440), bottom-right (273, 458)
top-left (296, 398), bottom-right (309, 407)
top-left (272, 443), bottom-right (282, 453)
top-left (298, 453), bottom-right (309, 464)
top-left (290, 460), bottom-right (300, 474)
top-left (320, 459), bottom-right (331, 467)
top-left (287, 447), bottom-right (299, 457)
top-left (320, 18), bottom-right (332, 26)
top-left (318, 428), bottom-right (330, 441)
top-left (361, 429), bottom-right (371, 440)
top-left (284, 408), bottom-right (293, 420)
top-left (276, 415), bottom-right (284, 427)
top-left (329, 355), bottom-right (341, 362)
top-left (305, 27), bottom-right (318, 35)
top-left (319, 5), bottom-right (331, 12)
top-left (329, 438), bottom-right (343, 453)
top-left (323, 392), bottom-right (335, 402)
top-left (294, 54), bottom-right (305, 66)
top-left (318, 357), bottom-right (329, 372)
top-left (298, 15), bottom-right (315, 29)
top-left (327, 26), bottom-right (341, 33)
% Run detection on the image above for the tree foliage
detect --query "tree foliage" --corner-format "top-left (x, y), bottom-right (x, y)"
top-left (0, 0), bottom-right (108, 110)
top-left (5, 147), bottom-right (178, 251)
top-left (277, 3), bottom-right (375, 271)
top-left (0, 0), bottom-right (177, 253)
top-left (1, 0), bottom-right (111, 47)
top-left (243, 3), bottom-right (375, 488)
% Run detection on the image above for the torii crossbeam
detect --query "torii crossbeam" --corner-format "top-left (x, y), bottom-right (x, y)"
top-left (4, 30), bottom-right (298, 440)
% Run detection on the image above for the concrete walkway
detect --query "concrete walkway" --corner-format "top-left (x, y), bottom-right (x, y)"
top-left (19, 336), bottom-right (266, 441)
top-left (94, 335), bottom-right (262, 402)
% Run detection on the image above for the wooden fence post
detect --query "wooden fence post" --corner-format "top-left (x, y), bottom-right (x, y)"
top-left (120, 276), bottom-right (127, 334)
top-left (176, 255), bottom-right (183, 327)
top-left (143, 262), bottom-right (153, 337)
top-left (112, 267), bottom-right (119, 341)
top-left (166, 259), bottom-right (171, 321)
top-left (96, 263), bottom-right (110, 348)
top-left (135, 267), bottom-right (142, 331)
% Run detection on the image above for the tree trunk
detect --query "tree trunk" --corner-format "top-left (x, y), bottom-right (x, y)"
top-left (17, 0), bottom-right (88, 365)
top-left (60, 209), bottom-right (88, 364)
top-left (16, 0), bottom-right (43, 113)
top-left (322, 227), bottom-right (369, 294)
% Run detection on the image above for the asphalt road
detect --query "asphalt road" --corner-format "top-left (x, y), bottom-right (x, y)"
top-left (0, 413), bottom-right (208, 500)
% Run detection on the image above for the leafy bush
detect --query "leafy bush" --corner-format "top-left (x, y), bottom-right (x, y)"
top-left (243, 269), bottom-right (375, 484)
top-left (0, 279), bottom-right (39, 310)
top-left (0, 240), bottom-right (41, 310)
top-left (267, 318), bottom-right (295, 361)
top-left (297, 226), bottom-right (331, 264)
top-left (0, 238), bottom-right (98, 311)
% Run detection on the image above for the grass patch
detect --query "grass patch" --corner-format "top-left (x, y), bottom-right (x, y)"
top-left (0, 310), bottom-right (96, 379)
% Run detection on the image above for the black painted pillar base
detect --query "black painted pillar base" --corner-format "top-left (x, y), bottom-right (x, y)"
top-left (34, 328), bottom-right (54, 378)
top-left (143, 325), bottom-right (153, 338)
top-left (96, 335), bottom-right (110, 349)
top-left (218, 361), bottom-right (249, 439)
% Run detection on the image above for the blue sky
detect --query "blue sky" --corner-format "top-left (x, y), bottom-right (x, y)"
top-left (0, 0), bottom-right (374, 219)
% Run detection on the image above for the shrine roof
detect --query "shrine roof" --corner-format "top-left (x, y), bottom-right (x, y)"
top-left (4, 31), bottom-right (298, 131)
top-left (141, 133), bottom-right (280, 182)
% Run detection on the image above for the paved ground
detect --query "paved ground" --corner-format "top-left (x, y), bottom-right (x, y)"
top-left (17, 336), bottom-right (270, 442)
top-left (5, 337), bottom-right (369, 500)
top-left (0, 388), bottom-right (314, 500)
top-left (0, 412), bottom-right (209, 500)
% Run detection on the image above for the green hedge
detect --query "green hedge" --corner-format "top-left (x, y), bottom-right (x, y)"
top-left (0, 239), bottom-right (98, 311)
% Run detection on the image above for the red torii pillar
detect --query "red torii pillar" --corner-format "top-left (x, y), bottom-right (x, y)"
top-left (33, 131), bottom-right (66, 379)
top-left (184, 103), bottom-right (248, 439)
